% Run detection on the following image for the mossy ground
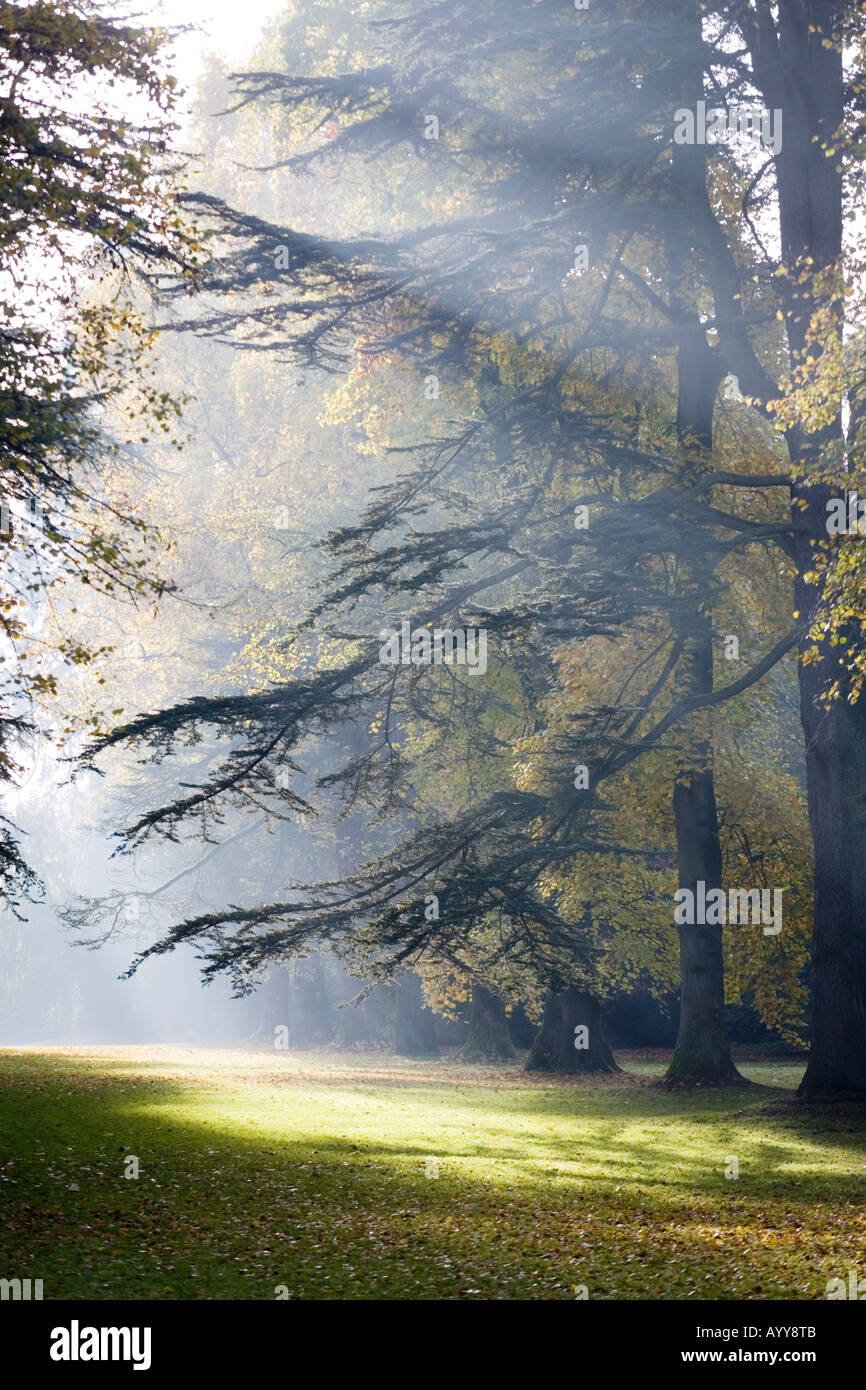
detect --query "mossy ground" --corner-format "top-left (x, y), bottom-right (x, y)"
top-left (1, 1046), bottom-right (864, 1300)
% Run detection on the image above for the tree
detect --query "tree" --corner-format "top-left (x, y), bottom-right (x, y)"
top-left (0, 0), bottom-right (197, 906)
top-left (526, 985), bottom-right (619, 1075)
top-left (77, 0), bottom-right (866, 1096)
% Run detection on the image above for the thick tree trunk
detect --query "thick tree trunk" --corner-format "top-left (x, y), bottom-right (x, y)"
top-left (788, 461), bottom-right (866, 1096)
top-left (666, 695), bottom-right (744, 1087)
top-left (461, 985), bottom-right (516, 1062)
top-left (394, 972), bottom-right (439, 1057)
top-left (525, 987), bottom-right (619, 1073)
top-left (661, 20), bottom-right (745, 1088)
top-left (666, 1), bottom-right (866, 1094)
top-left (758, 0), bottom-right (866, 1097)
top-left (796, 656), bottom-right (866, 1096)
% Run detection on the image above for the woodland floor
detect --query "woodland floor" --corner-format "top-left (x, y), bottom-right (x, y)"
top-left (1, 1046), bottom-right (865, 1299)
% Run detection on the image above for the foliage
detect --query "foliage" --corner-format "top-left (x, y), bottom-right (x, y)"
top-left (0, 0), bottom-right (199, 904)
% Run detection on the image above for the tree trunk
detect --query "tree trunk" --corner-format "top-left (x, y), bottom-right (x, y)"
top-left (789, 465), bottom-right (866, 1096)
top-left (660, 19), bottom-right (746, 1088)
top-left (795, 662), bottom-right (866, 1096)
top-left (461, 985), bottom-right (516, 1062)
top-left (760, 0), bottom-right (866, 1097)
top-left (661, 1), bottom-right (866, 1095)
top-left (394, 972), bottom-right (439, 1057)
top-left (666, 702), bottom-right (744, 1087)
top-left (525, 987), bottom-right (619, 1073)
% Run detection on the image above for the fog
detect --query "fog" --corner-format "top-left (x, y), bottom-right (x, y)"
top-left (1, 754), bottom-right (266, 1043)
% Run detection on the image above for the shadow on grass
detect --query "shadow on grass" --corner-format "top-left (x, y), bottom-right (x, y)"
top-left (1, 1049), bottom-right (865, 1300)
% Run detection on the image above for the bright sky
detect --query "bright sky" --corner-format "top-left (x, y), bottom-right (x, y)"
top-left (147, 0), bottom-right (284, 108)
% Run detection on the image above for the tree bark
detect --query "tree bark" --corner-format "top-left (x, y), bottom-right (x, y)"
top-left (795, 655), bottom-right (866, 1096)
top-left (394, 972), bottom-right (439, 1057)
top-left (754, 0), bottom-right (866, 1097)
top-left (662, 1), bottom-right (866, 1095)
top-left (666, 678), bottom-right (744, 1087)
top-left (661, 7), bottom-right (745, 1087)
top-left (461, 984), bottom-right (516, 1062)
top-left (525, 987), bottom-right (619, 1073)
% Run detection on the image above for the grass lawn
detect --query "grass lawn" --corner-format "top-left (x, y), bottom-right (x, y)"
top-left (1, 1046), bottom-right (865, 1300)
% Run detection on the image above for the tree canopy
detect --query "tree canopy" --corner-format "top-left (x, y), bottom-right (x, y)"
top-left (60, 0), bottom-right (866, 1097)
top-left (0, 0), bottom-right (198, 906)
